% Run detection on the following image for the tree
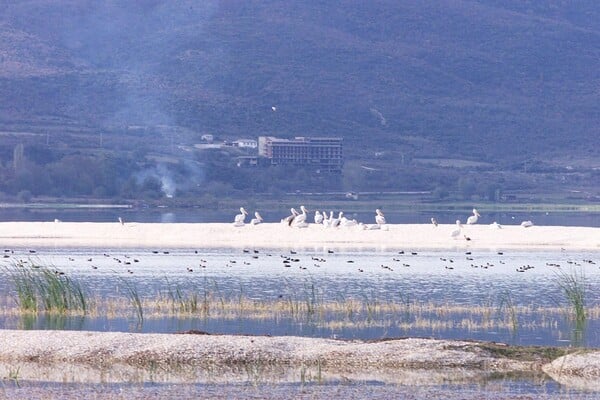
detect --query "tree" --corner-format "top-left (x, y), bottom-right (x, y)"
top-left (458, 177), bottom-right (477, 200)
top-left (16, 190), bottom-right (32, 203)
top-left (140, 176), bottom-right (163, 199)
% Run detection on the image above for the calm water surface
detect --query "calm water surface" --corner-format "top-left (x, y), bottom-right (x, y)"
top-left (1, 246), bottom-right (599, 347)
top-left (2, 208), bottom-right (599, 226)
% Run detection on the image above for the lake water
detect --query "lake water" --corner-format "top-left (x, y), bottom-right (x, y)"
top-left (1, 246), bottom-right (599, 347)
top-left (2, 207), bottom-right (599, 226)
top-left (1, 234), bottom-right (599, 397)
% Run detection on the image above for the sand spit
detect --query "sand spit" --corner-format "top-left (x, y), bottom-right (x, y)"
top-left (0, 222), bottom-right (598, 250)
top-left (0, 330), bottom-right (546, 385)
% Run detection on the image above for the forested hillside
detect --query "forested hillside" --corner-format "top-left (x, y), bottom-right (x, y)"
top-left (0, 1), bottom-right (598, 202)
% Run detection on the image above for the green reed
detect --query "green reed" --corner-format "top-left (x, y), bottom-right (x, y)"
top-left (6, 262), bottom-right (87, 314)
top-left (119, 277), bottom-right (144, 326)
top-left (498, 290), bottom-right (518, 333)
top-left (163, 278), bottom-right (199, 314)
top-left (555, 268), bottom-right (586, 324)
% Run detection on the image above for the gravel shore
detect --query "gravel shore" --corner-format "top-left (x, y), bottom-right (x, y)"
top-left (0, 331), bottom-right (535, 383)
top-left (0, 330), bottom-right (585, 384)
top-left (0, 330), bottom-right (599, 398)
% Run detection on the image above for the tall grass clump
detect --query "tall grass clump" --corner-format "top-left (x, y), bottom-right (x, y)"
top-left (303, 280), bottom-right (320, 320)
top-left (555, 268), bottom-right (586, 324)
top-left (6, 261), bottom-right (87, 314)
top-left (497, 290), bottom-right (518, 333)
top-left (119, 277), bottom-right (144, 326)
top-left (163, 278), bottom-right (198, 314)
top-left (8, 264), bottom-right (38, 312)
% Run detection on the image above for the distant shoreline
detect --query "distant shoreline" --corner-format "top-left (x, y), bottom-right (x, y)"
top-left (0, 221), bottom-right (597, 251)
top-left (1, 201), bottom-right (599, 212)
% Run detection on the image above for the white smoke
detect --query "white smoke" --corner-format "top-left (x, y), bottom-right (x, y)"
top-left (135, 164), bottom-right (177, 198)
top-left (135, 161), bottom-right (205, 198)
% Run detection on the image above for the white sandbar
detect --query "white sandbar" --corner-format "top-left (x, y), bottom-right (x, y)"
top-left (0, 221), bottom-right (597, 250)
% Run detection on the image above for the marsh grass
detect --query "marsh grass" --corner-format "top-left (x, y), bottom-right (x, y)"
top-left (2, 266), bottom-right (599, 339)
top-left (0, 289), bottom-right (598, 335)
top-left (5, 262), bottom-right (87, 314)
top-left (554, 269), bottom-right (587, 324)
top-left (553, 268), bottom-right (587, 346)
top-left (119, 277), bottom-right (143, 326)
top-left (498, 291), bottom-right (519, 333)
top-left (361, 290), bottom-right (380, 322)
top-left (3, 365), bottom-right (21, 387)
top-left (163, 278), bottom-right (199, 314)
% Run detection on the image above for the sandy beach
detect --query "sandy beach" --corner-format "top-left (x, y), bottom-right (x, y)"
top-left (0, 221), bottom-right (597, 250)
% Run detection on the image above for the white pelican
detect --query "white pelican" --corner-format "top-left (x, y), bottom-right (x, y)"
top-left (118, 217), bottom-right (124, 225)
top-left (466, 209), bottom-right (481, 225)
top-left (292, 205), bottom-right (309, 226)
top-left (233, 207), bottom-right (248, 226)
top-left (375, 209), bottom-right (386, 225)
top-left (451, 220), bottom-right (462, 238)
top-left (323, 211), bottom-right (333, 227)
top-left (314, 210), bottom-right (324, 225)
top-left (282, 208), bottom-right (299, 226)
top-left (340, 214), bottom-right (358, 227)
top-left (330, 211), bottom-right (342, 228)
top-left (490, 221), bottom-right (502, 229)
top-left (431, 217), bottom-right (438, 227)
top-left (521, 220), bottom-right (534, 228)
top-left (360, 223), bottom-right (381, 230)
top-left (250, 211), bottom-right (263, 225)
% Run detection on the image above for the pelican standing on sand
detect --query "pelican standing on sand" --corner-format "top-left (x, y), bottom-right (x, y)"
top-left (283, 208), bottom-right (299, 226)
top-left (451, 220), bottom-right (462, 239)
top-left (375, 209), bottom-right (386, 226)
top-left (466, 209), bottom-right (481, 225)
top-left (323, 211), bottom-right (333, 227)
top-left (293, 206), bottom-right (308, 225)
top-left (314, 210), bottom-right (323, 225)
top-left (291, 205), bottom-right (309, 228)
top-left (233, 207), bottom-right (248, 227)
top-left (431, 217), bottom-right (438, 227)
top-left (330, 211), bottom-right (343, 228)
top-left (250, 211), bottom-right (263, 225)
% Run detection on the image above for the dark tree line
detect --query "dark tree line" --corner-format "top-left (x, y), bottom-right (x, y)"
top-left (0, 142), bottom-right (593, 204)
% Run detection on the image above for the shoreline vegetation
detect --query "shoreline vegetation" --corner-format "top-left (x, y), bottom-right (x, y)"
top-left (1, 201), bottom-right (600, 213)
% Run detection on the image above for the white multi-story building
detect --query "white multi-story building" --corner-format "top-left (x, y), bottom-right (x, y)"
top-left (258, 136), bottom-right (343, 172)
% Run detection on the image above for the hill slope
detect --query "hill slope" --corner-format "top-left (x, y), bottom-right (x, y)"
top-left (0, 1), bottom-right (598, 199)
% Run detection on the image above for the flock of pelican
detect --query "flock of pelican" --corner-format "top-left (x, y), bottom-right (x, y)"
top-left (233, 206), bottom-right (389, 230)
top-left (233, 207), bottom-right (536, 239)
